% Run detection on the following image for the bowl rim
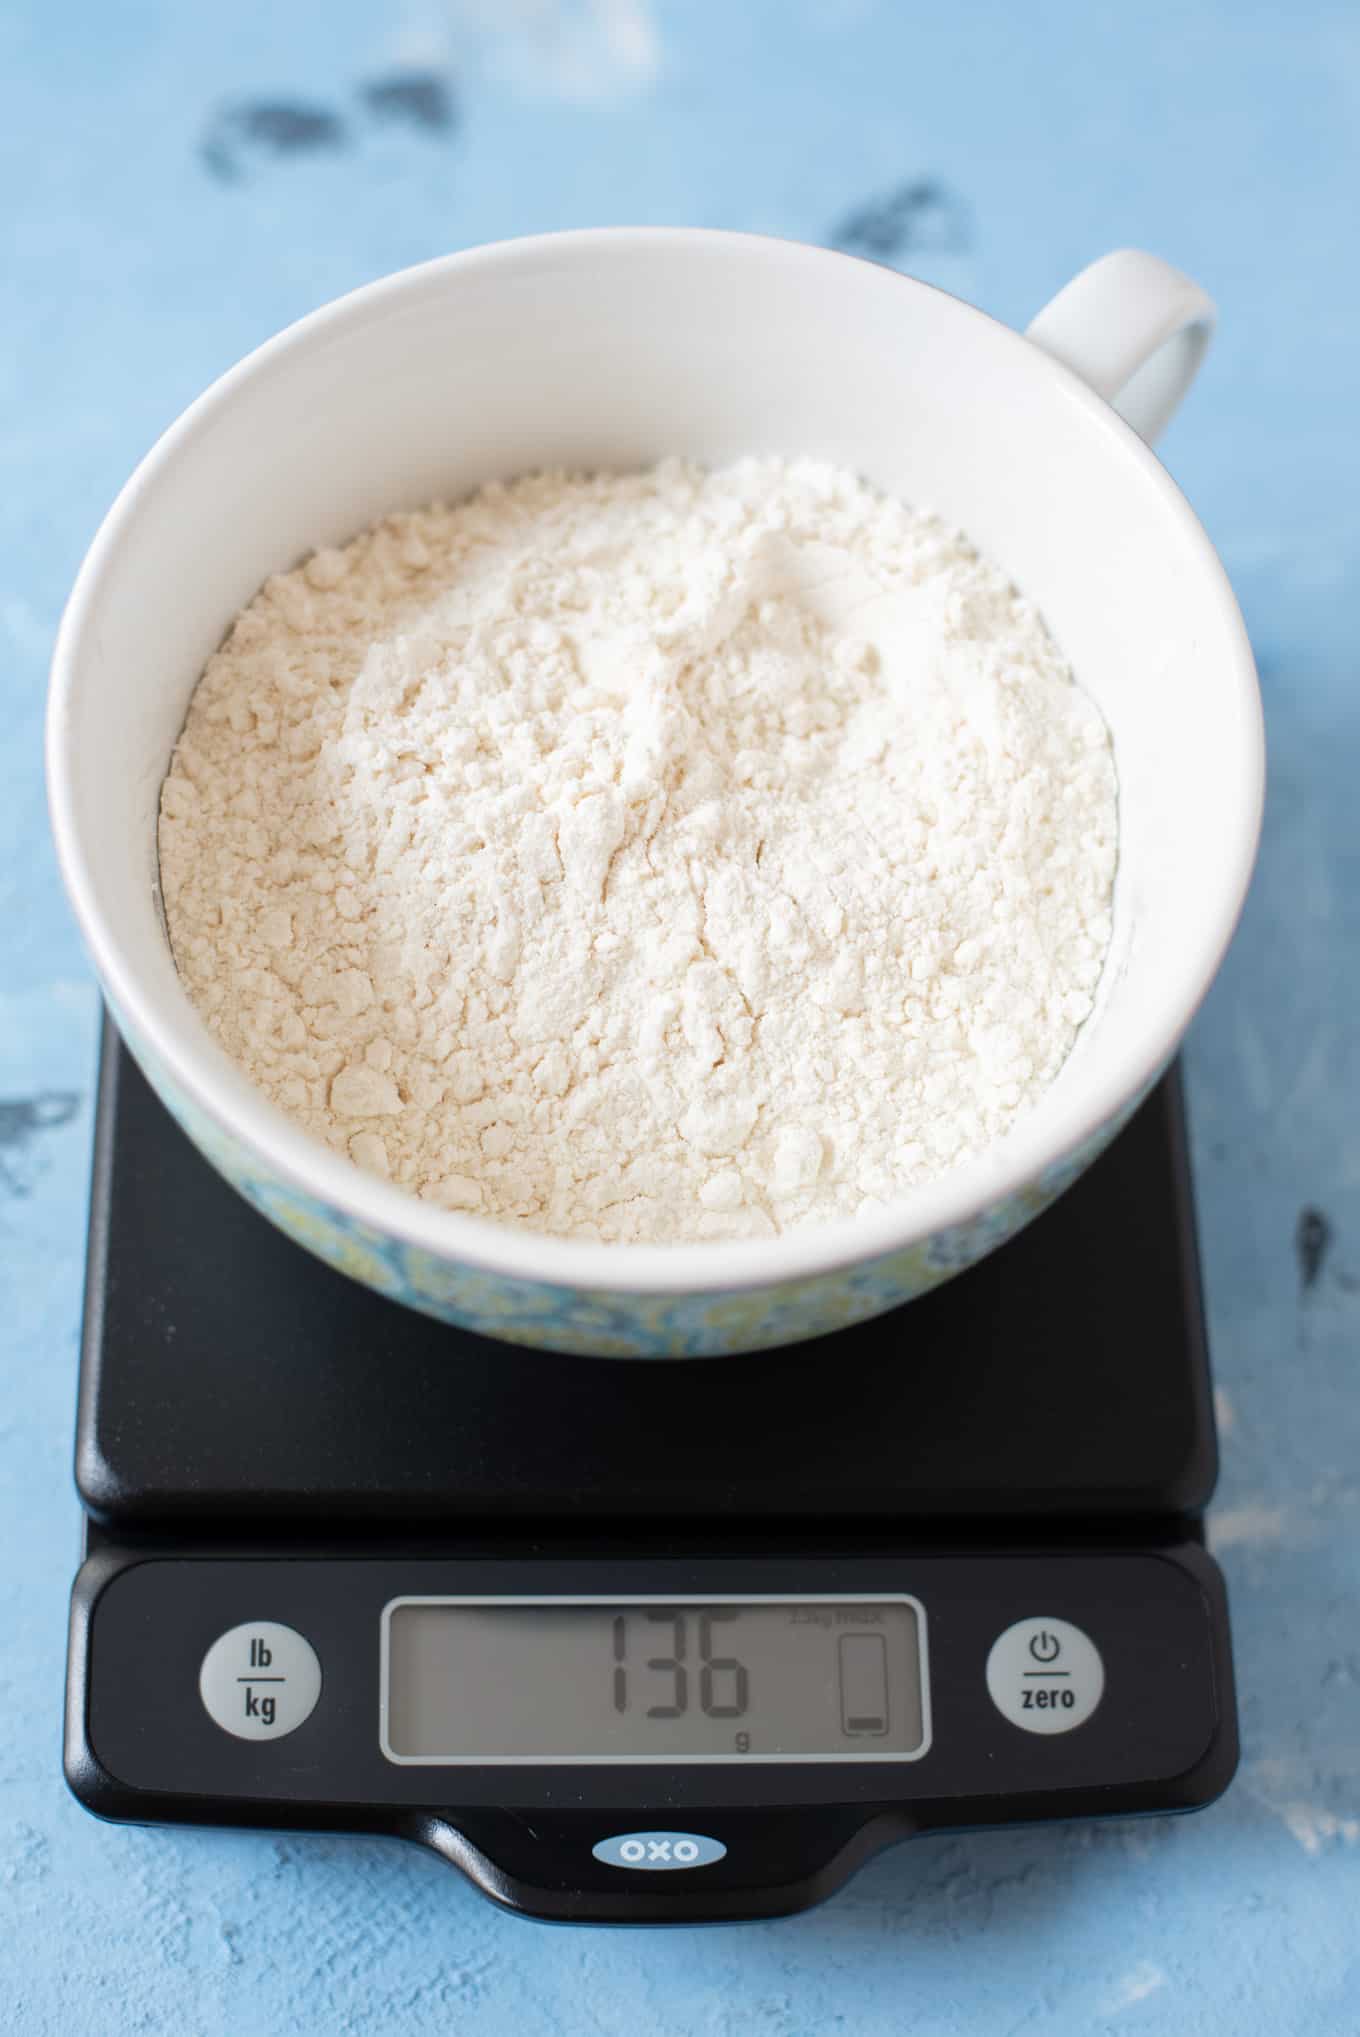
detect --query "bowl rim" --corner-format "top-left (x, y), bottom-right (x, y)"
top-left (46, 225), bottom-right (1265, 1298)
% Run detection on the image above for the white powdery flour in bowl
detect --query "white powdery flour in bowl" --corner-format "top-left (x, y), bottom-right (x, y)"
top-left (47, 231), bottom-right (1263, 1356)
top-left (159, 457), bottom-right (1116, 1248)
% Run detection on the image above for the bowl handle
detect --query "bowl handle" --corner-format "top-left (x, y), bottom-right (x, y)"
top-left (1025, 249), bottom-right (1216, 447)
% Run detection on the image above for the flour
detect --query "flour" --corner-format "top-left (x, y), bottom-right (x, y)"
top-left (158, 458), bottom-right (1117, 1244)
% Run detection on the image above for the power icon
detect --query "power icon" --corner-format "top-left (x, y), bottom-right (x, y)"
top-left (988, 1618), bottom-right (1104, 1734)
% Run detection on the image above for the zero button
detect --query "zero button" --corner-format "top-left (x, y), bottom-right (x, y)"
top-left (985, 1616), bottom-right (1104, 1735)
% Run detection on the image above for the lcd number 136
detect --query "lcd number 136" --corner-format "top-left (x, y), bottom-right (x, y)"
top-left (612, 1611), bottom-right (751, 1745)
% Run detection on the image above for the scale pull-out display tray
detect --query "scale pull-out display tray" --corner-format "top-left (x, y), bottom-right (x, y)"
top-left (68, 1545), bottom-right (1236, 1924)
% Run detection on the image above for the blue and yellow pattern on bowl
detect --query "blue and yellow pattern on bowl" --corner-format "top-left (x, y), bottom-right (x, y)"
top-left (114, 1006), bottom-right (1138, 1359)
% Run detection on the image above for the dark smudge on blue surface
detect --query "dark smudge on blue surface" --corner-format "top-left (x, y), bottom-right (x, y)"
top-left (1295, 1205), bottom-right (1333, 1292)
top-left (830, 179), bottom-right (970, 262)
top-left (201, 100), bottom-right (349, 182)
top-left (0, 1092), bottom-right (81, 1197)
top-left (359, 71), bottom-right (456, 135)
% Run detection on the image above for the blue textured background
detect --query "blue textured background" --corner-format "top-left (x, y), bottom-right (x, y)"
top-left (4, 2), bottom-right (1359, 2029)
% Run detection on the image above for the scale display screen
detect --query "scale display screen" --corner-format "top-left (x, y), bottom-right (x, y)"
top-left (381, 1595), bottom-right (928, 1764)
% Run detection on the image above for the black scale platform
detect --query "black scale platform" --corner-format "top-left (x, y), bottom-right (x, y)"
top-left (79, 1025), bottom-right (1215, 1538)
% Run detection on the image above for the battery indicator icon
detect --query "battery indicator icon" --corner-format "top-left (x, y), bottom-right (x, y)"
top-left (839, 1632), bottom-right (889, 1737)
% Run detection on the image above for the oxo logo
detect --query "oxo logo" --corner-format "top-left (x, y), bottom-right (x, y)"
top-left (592, 1831), bottom-right (727, 1871)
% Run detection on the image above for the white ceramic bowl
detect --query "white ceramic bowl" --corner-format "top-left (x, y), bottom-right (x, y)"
top-left (47, 230), bottom-right (1263, 1357)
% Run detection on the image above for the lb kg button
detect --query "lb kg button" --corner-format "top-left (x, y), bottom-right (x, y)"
top-left (986, 1617), bottom-right (1104, 1734)
top-left (199, 1621), bottom-right (321, 1740)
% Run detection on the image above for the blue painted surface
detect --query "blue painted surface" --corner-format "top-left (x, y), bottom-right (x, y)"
top-left (3, 1), bottom-right (1358, 2028)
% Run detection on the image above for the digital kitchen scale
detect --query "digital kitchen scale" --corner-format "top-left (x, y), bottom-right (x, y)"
top-left (65, 1023), bottom-right (1237, 1923)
